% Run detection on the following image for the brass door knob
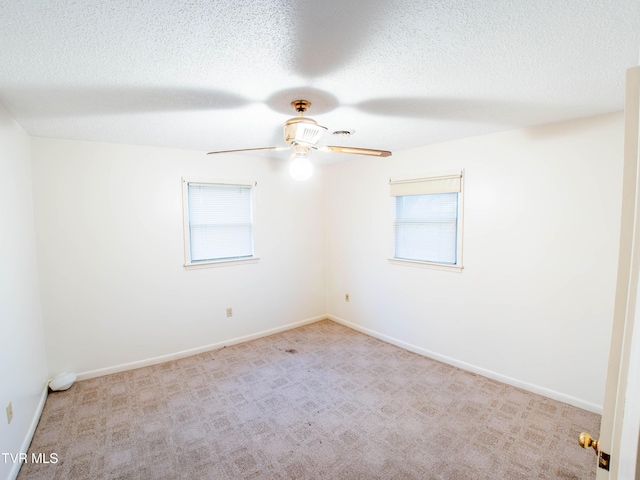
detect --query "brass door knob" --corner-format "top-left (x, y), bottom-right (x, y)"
top-left (579, 432), bottom-right (599, 453)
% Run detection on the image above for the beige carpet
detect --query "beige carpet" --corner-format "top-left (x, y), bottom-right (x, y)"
top-left (19, 319), bottom-right (600, 479)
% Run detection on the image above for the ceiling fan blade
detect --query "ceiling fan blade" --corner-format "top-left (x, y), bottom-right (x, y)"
top-left (318, 146), bottom-right (392, 157)
top-left (207, 146), bottom-right (291, 155)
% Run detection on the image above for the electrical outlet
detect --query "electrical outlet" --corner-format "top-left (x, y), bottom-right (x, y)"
top-left (226, 307), bottom-right (233, 317)
top-left (6, 402), bottom-right (13, 424)
top-left (345, 294), bottom-right (350, 302)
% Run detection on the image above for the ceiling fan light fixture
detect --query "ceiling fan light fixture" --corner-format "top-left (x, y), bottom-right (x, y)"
top-left (289, 149), bottom-right (313, 181)
top-left (207, 99), bottom-right (391, 172)
top-left (284, 117), bottom-right (327, 147)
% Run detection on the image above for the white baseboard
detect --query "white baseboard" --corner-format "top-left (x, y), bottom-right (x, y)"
top-left (77, 312), bottom-right (601, 414)
top-left (8, 385), bottom-right (48, 480)
top-left (327, 314), bottom-right (603, 415)
top-left (77, 315), bottom-right (327, 381)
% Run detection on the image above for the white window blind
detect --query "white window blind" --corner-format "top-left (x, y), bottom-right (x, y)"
top-left (394, 193), bottom-right (458, 264)
top-left (187, 183), bottom-right (254, 263)
top-left (390, 172), bottom-right (462, 266)
top-left (389, 173), bottom-right (461, 196)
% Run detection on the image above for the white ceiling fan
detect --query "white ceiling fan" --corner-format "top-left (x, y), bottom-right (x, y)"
top-left (207, 99), bottom-right (392, 180)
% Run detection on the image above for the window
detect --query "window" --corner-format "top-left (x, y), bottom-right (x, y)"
top-left (390, 171), bottom-right (463, 271)
top-left (182, 179), bottom-right (258, 269)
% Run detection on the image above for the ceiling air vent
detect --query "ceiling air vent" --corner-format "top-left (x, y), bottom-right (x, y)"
top-left (332, 129), bottom-right (355, 136)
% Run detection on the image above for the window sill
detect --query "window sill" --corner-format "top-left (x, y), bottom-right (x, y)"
top-left (388, 258), bottom-right (463, 273)
top-left (184, 257), bottom-right (260, 270)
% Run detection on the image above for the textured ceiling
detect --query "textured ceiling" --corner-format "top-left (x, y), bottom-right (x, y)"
top-left (0, 0), bottom-right (638, 163)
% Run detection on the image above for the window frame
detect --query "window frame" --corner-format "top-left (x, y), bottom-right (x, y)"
top-left (388, 170), bottom-right (464, 272)
top-left (181, 177), bottom-right (260, 270)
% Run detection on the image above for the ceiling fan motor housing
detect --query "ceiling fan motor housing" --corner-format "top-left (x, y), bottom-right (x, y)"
top-left (284, 117), bottom-right (327, 147)
top-left (207, 97), bottom-right (391, 159)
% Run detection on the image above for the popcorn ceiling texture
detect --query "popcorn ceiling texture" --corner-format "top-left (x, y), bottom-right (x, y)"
top-left (0, 0), bottom-right (638, 158)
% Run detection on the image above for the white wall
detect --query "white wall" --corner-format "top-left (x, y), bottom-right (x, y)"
top-left (326, 112), bottom-right (624, 411)
top-left (28, 112), bottom-right (623, 413)
top-left (0, 105), bottom-right (48, 480)
top-left (31, 138), bottom-right (327, 376)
